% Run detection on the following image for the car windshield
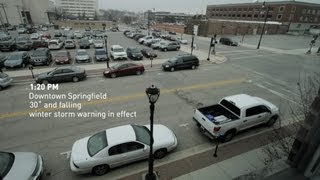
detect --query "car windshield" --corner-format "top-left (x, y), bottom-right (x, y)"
top-left (131, 49), bottom-right (140, 53)
top-left (7, 54), bottom-right (22, 60)
top-left (16, 37), bottom-right (28, 41)
top-left (220, 99), bottom-right (241, 117)
top-left (32, 50), bottom-right (46, 57)
top-left (65, 40), bottom-right (73, 43)
top-left (0, 73), bottom-right (8, 78)
top-left (80, 39), bottom-right (89, 43)
top-left (132, 125), bottom-right (150, 145)
top-left (114, 48), bottom-right (124, 52)
top-left (96, 50), bottom-right (106, 55)
top-left (87, 131), bottom-right (108, 157)
top-left (0, 152), bottom-right (14, 178)
top-left (77, 51), bottom-right (87, 56)
top-left (49, 41), bottom-right (58, 45)
top-left (168, 57), bottom-right (178, 63)
top-left (55, 52), bottom-right (67, 57)
top-left (94, 40), bottom-right (103, 43)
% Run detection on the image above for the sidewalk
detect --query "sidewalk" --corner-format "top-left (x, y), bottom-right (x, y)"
top-left (118, 124), bottom-right (297, 180)
top-left (5, 46), bottom-right (226, 82)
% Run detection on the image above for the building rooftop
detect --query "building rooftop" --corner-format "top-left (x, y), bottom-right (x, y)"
top-left (207, 1), bottom-right (320, 7)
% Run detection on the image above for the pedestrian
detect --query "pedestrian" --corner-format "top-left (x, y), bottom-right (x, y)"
top-left (193, 43), bottom-right (198, 50)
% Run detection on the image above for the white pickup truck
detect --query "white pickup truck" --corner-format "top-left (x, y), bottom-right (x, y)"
top-left (193, 94), bottom-right (279, 142)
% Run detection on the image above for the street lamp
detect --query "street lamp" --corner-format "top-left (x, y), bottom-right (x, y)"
top-left (257, 1), bottom-right (270, 49)
top-left (145, 85), bottom-right (160, 180)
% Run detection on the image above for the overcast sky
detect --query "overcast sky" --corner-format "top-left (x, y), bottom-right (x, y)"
top-left (99, 0), bottom-right (319, 14)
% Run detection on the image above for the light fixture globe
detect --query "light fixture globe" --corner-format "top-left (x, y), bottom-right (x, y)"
top-left (146, 85), bottom-right (160, 103)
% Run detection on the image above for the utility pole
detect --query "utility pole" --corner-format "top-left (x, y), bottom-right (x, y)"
top-left (0, 3), bottom-right (9, 25)
top-left (147, 10), bottom-right (150, 35)
top-left (16, 5), bottom-right (23, 24)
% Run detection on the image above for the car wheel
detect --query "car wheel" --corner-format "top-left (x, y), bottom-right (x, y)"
top-left (164, 48), bottom-right (167, 52)
top-left (154, 149), bottom-right (167, 159)
top-left (222, 130), bottom-right (236, 142)
top-left (46, 61), bottom-right (50, 66)
top-left (111, 73), bottom-right (116, 78)
top-left (92, 165), bottom-right (109, 176)
top-left (176, 47), bottom-right (180, 51)
top-left (170, 67), bottom-right (175, 72)
top-left (266, 116), bottom-right (278, 126)
top-left (136, 70), bottom-right (142, 75)
top-left (72, 76), bottom-right (79, 82)
top-left (0, 86), bottom-right (3, 91)
top-left (21, 63), bottom-right (26, 68)
top-left (41, 80), bottom-right (49, 84)
top-left (191, 65), bottom-right (196, 70)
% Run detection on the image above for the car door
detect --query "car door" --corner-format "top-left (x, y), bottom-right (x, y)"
top-left (175, 57), bottom-right (184, 69)
top-left (50, 69), bottom-right (64, 83)
top-left (61, 68), bottom-right (75, 82)
top-left (117, 64), bottom-right (129, 76)
top-left (240, 105), bottom-right (270, 130)
top-left (127, 63), bottom-right (138, 75)
top-left (22, 52), bottom-right (29, 65)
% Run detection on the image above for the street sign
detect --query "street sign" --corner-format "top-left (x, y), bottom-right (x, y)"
top-left (193, 25), bottom-right (198, 36)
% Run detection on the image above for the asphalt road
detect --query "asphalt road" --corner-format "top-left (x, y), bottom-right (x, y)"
top-left (0, 28), bottom-right (319, 180)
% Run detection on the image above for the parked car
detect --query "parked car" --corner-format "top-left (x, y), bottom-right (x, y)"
top-left (0, 55), bottom-right (7, 68)
top-left (4, 51), bottom-right (30, 68)
top-left (219, 37), bottom-right (238, 46)
top-left (138, 35), bottom-right (153, 44)
top-left (48, 39), bottom-right (64, 50)
top-left (54, 51), bottom-right (71, 64)
top-left (70, 124), bottom-right (177, 175)
top-left (93, 39), bottom-right (105, 48)
top-left (30, 33), bottom-right (40, 40)
top-left (110, 45), bottom-right (127, 60)
top-left (94, 49), bottom-right (109, 61)
top-left (0, 34), bottom-right (16, 51)
top-left (103, 63), bottom-right (144, 78)
top-left (75, 49), bottom-right (91, 63)
top-left (30, 48), bottom-right (52, 66)
top-left (0, 151), bottom-right (43, 180)
top-left (31, 39), bottom-right (48, 50)
top-left (17, 27), bottom-right (27, 34)
top-left (36, 66), bottom-right (87, 84)
top-left (159, 41), bottom-right (180, 51)
top-left (169, 31), bottom-right (177, 35)
top-left (40, 32), bottom-right (51, 39)
top-left (126, 47), bottom-right (143, 60)
top-left (141, 48), bottom-right (157, 58)
top-left (177, 38), bottom-right (188, 44)
top-left (193, 94), bottom-right (279, 142)
top-left (151, 41), bottom-right (167, 49)
top-left (133, 34), bottom-right (145, 41)
top-left (15, 36), bottom-right (33, 50)
top-left (162, 54), bottom-right (199, 72)
top-left (79, 38), bottom-right (91, 49)
top-left (67, 31), bottom-right (75, 39)
top-left (41, 26), bottom-right (48, 31)
top-left (144, 38), bottom-right (161, 47)
top-left (54, 31), bottom-right (62, 37)
top-left (65, 39), bottom-right (76, 49)
top-left (83, 31), bottom-right (92, 37)
top-left (0, 72), bottom-right (13, 90)
top-left (74, 31), bottom-right (83, 39)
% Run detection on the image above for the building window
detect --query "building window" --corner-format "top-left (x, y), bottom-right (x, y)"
top-left (228, 14), bottom-right (231, 17)
top-left (248, 14), bottom-right (252, 18)
top-left (249, 7), bottom-right (253, 11)
top-left (307, 9), bottom-right (311, 14)
top-left (232, 14), bottom-right (235, 17)
top-left (291, 6), bottom-right (296, 12)
top-left (233, 8), bottom-right (236, 11)
top-left (237, 14), bottom-right (240, 17)
top-left (277, 14), bottom-right (282, 20)
top-left (296, 24), bottom-right (301, 28)
top-left (304, 17), bottom-right (308, 21)
top-left (223, 14), bottom-right (226, 16)
top-left (289, 14), bottom-right (294, 21)
top-left (312, 10), bottom-right (316, 14)
top-left (254, 14), bottom-right (258, 18)
top-left (239, 8), bottom-right (242, 11)
top-left (299, 16), bottom-right (303, 21)
top-left (315, 17), bottom-right (318, 22)
top-left (302, 9), bottom-right (306, 14)
top-left (267, 14), bottom-right (272, 19)
top-left (242, 14), bottom-right (246, 17)
top-left (318, 10), bottom-right (320, 15)
top-left (279, 6), bottom-right (285, 12)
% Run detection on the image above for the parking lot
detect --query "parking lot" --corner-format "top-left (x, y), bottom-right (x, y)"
top-left (1, 29), bottom-right (184, 72)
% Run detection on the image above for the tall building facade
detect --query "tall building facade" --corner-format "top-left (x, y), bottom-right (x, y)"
top-left (0, 0), bottom-right (49, 25)
top-left (56, 0), bottom-right (98, 19)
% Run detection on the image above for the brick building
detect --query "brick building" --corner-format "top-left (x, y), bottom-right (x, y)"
top-left (186, 1), bottom-right (320, 36)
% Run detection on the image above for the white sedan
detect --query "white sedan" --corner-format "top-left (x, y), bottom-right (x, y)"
top-left (70, 124), bottom-right (178, 175)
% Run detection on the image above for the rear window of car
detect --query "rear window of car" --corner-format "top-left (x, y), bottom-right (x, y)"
top-left (220, 99), bottom-right (241, 117)
top-left (0, 152), bottom-right (14, 178)
top-left (87, 131), bottom-right (108, 157)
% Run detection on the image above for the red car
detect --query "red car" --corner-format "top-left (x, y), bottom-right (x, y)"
top-left (40, 32), bottom-right (51, 39)
top-left (103, 63), bottom-right (145, 78)
top-left (54, 51), bottom-right (71, 64)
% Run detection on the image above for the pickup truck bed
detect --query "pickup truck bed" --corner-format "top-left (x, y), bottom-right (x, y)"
top-left (198, 104), bottom-right (239, 124)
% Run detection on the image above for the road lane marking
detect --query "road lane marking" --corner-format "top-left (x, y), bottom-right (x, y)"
top-left (179, 123), bottom-right (189, 127)
top-left (60, 151), bottom-right (71, 159)
top-left (0, 77), bottom-right (246, 119)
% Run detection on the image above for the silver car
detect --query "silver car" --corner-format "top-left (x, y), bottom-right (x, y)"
top-left (93, 39), bottom-right (105, 48)
top-left (75, 49), bottom-right (91, 63)
top-left (65, 39), bottom-right (76, 49)
top-left (70, 124), bottom-right (177, 175)
top-left (0, 151), bottom-right (43, 180)
top-left (0, 73), bottom-right (13, 90)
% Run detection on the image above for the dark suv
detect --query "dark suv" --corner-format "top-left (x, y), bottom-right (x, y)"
top-left (30, 48), bottom-right (52, 66)
top-left (0, 34), bottom-right (16, 51)
top-left (219, 37), bottom-right (238, 46)
top-left (162, 54), bottom-right (199, 72)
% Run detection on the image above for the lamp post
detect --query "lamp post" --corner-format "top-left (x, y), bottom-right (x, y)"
top-left (257, 1), bottom-right (269, 49)
top-left (145, 85), bottom-right (160, 180)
